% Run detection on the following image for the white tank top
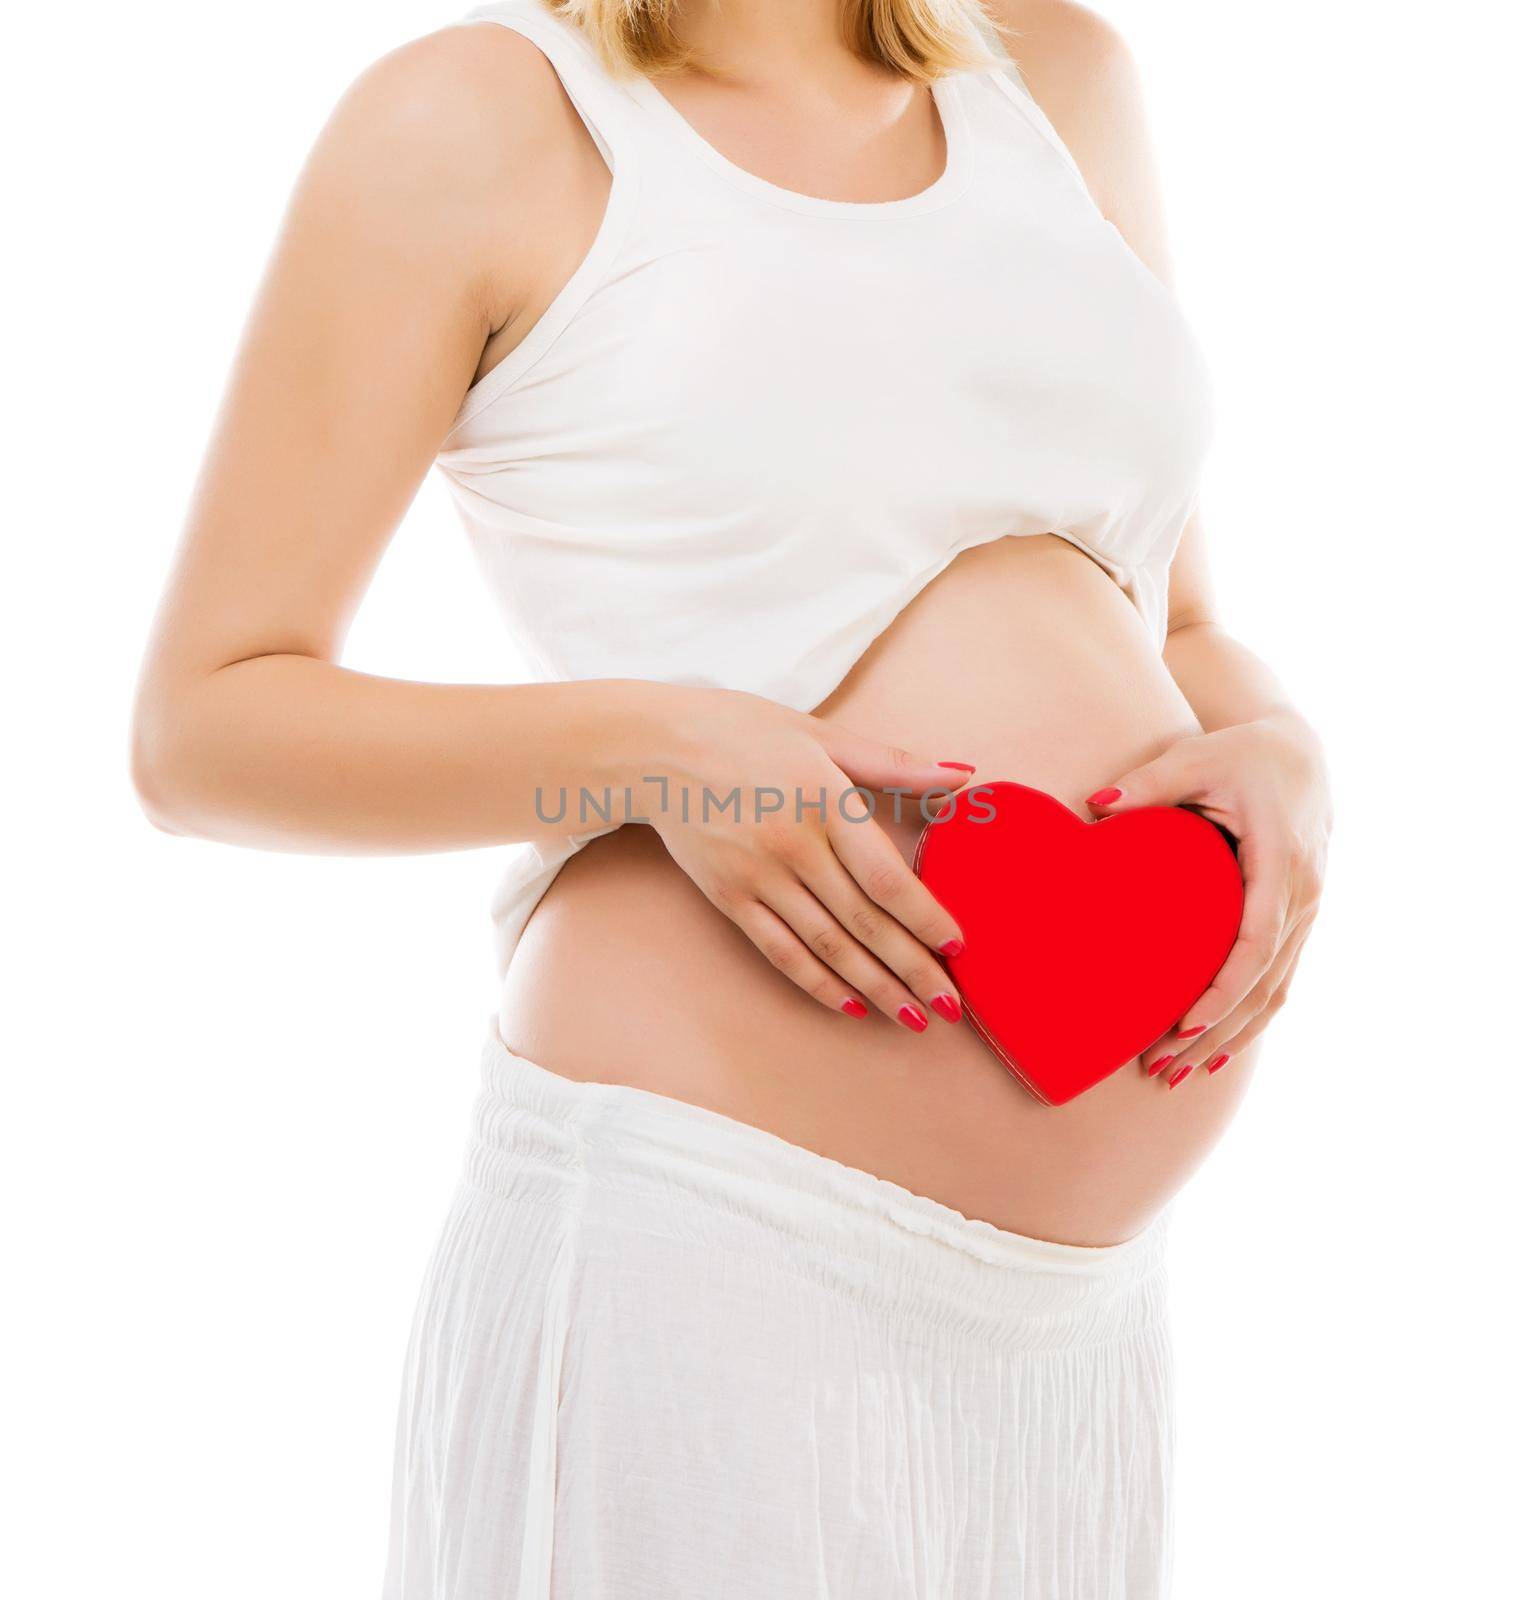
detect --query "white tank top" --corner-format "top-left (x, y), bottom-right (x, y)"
top-left (440, 0), bottom-right (1216, 970)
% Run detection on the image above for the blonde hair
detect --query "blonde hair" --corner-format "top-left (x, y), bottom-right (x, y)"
top-left (544, 0), bottom-right (998, 83)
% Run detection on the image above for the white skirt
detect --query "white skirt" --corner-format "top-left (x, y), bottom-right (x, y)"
top-left (384, 1033), bottom-right (1175, 1598)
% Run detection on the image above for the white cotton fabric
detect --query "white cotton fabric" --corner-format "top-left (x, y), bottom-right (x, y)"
top-left (437, 2), bottom-right (1217, 971)
top-left (384, 1034), bottom-right (1175, 1599)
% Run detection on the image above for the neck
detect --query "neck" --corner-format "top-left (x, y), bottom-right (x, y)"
top-left (673, 0), bottom-right (855, 82)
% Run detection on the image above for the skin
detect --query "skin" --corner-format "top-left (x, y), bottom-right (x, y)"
top-left (132, 0), bottom-right (1331, 1244)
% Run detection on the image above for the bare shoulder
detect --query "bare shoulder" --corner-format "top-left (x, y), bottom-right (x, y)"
top-left (984, 0), bottom-right (1143, 143)
top-left (983, 0), bottom-right (1168, 267)
top-left (330, 23), bottom-right (584, 192)
top-left (989, 0), bottom-right (1134, 80)
top-left (291, 23), bottom-right (595, 309)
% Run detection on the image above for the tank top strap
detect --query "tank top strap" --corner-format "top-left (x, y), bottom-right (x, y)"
top-left (446, 2), bottom-right (642, 434)
top-left (459, 1), bottom-right (639, 174)
top-left (959, 25), bottom-right (1095, 203)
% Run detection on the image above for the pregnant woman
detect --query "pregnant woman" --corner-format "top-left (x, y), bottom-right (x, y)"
top-left (132, 0), bottom-right (1331, 1593)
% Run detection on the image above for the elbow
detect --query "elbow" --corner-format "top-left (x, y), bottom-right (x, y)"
top-left (129, 689), bottom-right (203, 837)
top-left (1163, 608), bottom-right (1221, 640)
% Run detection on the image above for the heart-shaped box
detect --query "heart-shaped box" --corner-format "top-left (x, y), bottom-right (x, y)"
top-left (913, 780), bottom-right (1244, 1105)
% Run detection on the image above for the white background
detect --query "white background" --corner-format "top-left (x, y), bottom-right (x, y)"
top-left (4, 2), bottom-right (1519, 1594)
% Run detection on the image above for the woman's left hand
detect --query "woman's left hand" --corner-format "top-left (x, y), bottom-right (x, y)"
top-left (1085, 711), bottom-right (1332, 1088)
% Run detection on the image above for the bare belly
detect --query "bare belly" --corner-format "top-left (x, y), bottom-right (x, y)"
top-left (499, 535), bottom-right (1255, 1245)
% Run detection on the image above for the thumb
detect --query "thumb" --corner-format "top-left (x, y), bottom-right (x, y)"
top-left (1085, 739), bottom-right (1204, 814)
top-left (819, 725), bottom-right (977, 796)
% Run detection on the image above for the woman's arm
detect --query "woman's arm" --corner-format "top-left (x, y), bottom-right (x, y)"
top-left (999, 0), bottom-right (1332, 1075)
top-left (129, 25), bottom-right (971, 1028)
top-left (131, 25), bottom-right (657, 853)
top-left (1129, 522), bottom-right (1332, 1070)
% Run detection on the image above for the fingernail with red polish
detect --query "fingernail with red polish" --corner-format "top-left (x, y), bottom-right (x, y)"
top-left (841, 997), bottom-right (868, 1019)
top-left (938, 761), bottom-right (977, 773)
top-left (897, 1004), bottom-right (929, 1033)
top-left (1168, 1063), bottom-right (1194, 1089)
top-left (1087, 787), bottom-right (1123, 806)
top-left (939, 938), bottom-right (965, 958)
top-left (1176, 1023), bottom-right (1207, 1039)
top-left (1148, 1054), bottom-right (1175, 1078)
top-left (930, 993), bottom-right (962, 1023)
top-left (1206, 1053), bottom-right (1230, 1074)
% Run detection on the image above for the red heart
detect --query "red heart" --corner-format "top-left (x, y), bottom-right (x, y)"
top-left (914, 781), bottom-right (1244, 1105)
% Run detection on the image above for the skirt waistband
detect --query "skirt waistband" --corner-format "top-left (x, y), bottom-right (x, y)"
top-left (465, 1028), bottom-right (1169, 1350)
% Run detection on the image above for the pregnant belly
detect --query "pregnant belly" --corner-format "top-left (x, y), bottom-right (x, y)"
top-left (499, 535), bottom-right (1256, 1245)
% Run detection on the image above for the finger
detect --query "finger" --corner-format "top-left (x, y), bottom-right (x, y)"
top-left (727, 898), bottom-right (872, 1021)
top-left (818, 723), bottom-right (978, 799)
top-left (1144, 910), bottom-right (1303, 1083)
top-left (761, 881), bottom-right (949, 1032)
top-left (1085, 738), bottom-right (1208, 814)
top-left (1205, 939), bottom-right (1309, 1069)
top-left (827, 807), bottom-right (966, 958)
top-left (1174, 833), bottom-right (1288, 1037)
top-left (1148, 925), bottom-right (1308, 1085)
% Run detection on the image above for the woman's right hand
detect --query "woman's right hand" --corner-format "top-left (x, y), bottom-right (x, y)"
top-left (643, 687), bottom-right (972, 1033)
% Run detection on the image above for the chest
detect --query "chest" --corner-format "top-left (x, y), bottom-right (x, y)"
top-left (475, 135), bottom-right (1213, 550)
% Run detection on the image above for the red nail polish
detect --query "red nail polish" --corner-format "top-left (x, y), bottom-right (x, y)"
top-left (938, 761), bottom-right (977, 773)
top-left (897, 1004), bottom-right (929, 1033)
top-left (939, 938), bottom-right (966, 958)
top-left (930, 993), bottom-right (962, 1023)
top-left (841, 997), bottom-right (868, 1019)
top-left (1205, 1053), bottom-right (1230, 1074)
top-left (1087, 786), bottom-right (1123, 806)
top-left (1176, 1023), bottom-right (1207, 1039)
top-left (1148, 1054), bottom-right (1175, 1078)
top-left (1167, 1063), bottom-right (1194, 1089)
